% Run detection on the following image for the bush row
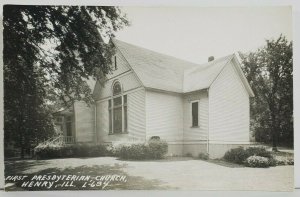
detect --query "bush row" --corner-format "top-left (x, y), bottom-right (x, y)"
top-left (224, 146), bottom-right (272, 165)
top-left (224, 146), bottom-right (294, 168)
top-left (34, 139), bottom-right (168, 160)
top-left (34, 143), bottom-right (113, 159)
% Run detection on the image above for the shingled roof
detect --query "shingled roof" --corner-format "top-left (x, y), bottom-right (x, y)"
top-left (113, 39), bottom-right (201, 93)
top-left (183, 54), bottom-right (234, 92)
top-left (112, 39), bottom-right (252, 95)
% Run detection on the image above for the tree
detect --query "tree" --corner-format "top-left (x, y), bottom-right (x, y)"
top-left (3, 5), bottom-right (129, 157)
top-left (240, 35), bottom-right (293, 150)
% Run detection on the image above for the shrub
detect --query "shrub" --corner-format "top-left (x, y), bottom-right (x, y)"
top-left (4, 148), bottom-right (17, 158)
top-left (223, 146), bottom-right (250, 164)
top-left (34, 143), bottom-right (112, 159)
top-left (61, 145), bottom-right (75, 157)
top-left (273, 157), bottom-right (294, 166)
top-left (148, 139), bottom-right (168, 159)
top-left (224, 146), bottom-right (273, 165)
top-left (150, 136), bottom-right (161, 140)
top-left (268, 157), bottom-right (277, 167)
top-left (73, 144), bottom-right (90, 157)
top-left (185, 153), bottom-right (193, 157)
top-left (117, 139), bottom-right (168, 160)
top-left (245, 147), bottom-right (273, 159)
top-left (76, 143), bottom-right (109, 157)
top-left (198, 153), bottom-right (209, 160)
top-left (245, 156), bottom-right (270, 168)
top-left (117, 143), bottom-right (149, 160)
top-left (34, 144), bottom-right (65, 159)
top-left (104, 144), bottom-right (116, 156)
top-left (287, 158), bottom-right (294, 165)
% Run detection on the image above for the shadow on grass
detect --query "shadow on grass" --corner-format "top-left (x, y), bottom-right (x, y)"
top-left (116, 156), bottom-right (195, 162)
top-left (5, 159), bottom-right (51, 176)
top-left (5, 163), bottom-right (174, 191)
top-left (205, 159), bottom-right (245, 168)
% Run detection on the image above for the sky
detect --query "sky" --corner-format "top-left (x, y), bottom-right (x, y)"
top-left (115, 6), bottom-right (292, 64)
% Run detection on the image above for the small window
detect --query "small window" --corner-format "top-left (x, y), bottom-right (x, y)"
top-left (114, 56), bottom-right (117, 70)
top-left (192, 102), bottom-right (199, 127)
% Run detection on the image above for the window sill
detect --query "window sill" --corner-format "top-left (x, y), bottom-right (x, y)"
top-left (190, 126), bottom-right (199, 128)
top-left (108, 132), bottom-right (128, 135)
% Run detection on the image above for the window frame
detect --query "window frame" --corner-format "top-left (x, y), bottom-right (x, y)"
top-left (108, 81), bottom-right (128, 134)
top-left (191, 100), bottom-right (200, 128)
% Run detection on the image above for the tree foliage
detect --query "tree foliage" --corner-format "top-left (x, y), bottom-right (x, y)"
top-left (3, 5), bottom-right (129, 157)
top-left (240, 35), bottom-right (293, 148)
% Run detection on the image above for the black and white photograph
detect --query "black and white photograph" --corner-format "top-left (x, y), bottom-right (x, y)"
top-left (1, 3), bottom-right (294, 192)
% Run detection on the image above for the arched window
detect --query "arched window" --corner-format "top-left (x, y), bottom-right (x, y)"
top-left (108, 81), bottom-right (128, 134)
top-left (113, 82), bottom-right (121, 96)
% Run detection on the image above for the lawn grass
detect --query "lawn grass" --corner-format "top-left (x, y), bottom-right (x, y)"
top-left (4, 158), bottom-right (173, 191)
top-left (4, 155), bottom-right (294, 191)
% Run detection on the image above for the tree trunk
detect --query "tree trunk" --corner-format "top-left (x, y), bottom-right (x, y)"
top-left (20, 147), bottom-right (25, 159)
top-left (19, 119), bottom-right (25, 159)
top-left (269, 97), bottom-right (279, 152)
top-left (20, 132), bottom-right (25, 159)
top-left (272, 130), bottom-right (278, 152)
top-left (271, 117), bottom-right (279, 152)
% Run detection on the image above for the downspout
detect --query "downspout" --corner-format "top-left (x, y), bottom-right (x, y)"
top-left (207, 88), bottom-right (210, 155)
top-left (94, 103), bottom-right (98, 144)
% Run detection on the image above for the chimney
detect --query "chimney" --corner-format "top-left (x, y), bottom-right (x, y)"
top-left (208, 56), bottom-right (214, 62)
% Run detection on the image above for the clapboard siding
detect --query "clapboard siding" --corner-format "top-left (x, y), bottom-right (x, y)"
top-left (107, 48), bottom-right (131, 79)
top-left (96, 88), bottom-right (146, 143)
top-left (145, 90), bottom-right (184, 142)
top-left (209, 61), bottom-right (250, 142)
top-left (74, 101), bottom-right (95, 142)
top-left (183, 91), bottom-right (209, 142)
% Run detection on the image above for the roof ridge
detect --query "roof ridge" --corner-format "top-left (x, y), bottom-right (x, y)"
top-left (198, 54), bottom-right (235, 68)
top-left (184, 54), bottom-right (235, 74)
top-left (183, 54), bottom-right (235, 93)
top-left (112, 38), bottom-right (201, 68)
top-left (111, 38), bottom-right (240, 93)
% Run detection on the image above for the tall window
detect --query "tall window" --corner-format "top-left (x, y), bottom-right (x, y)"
top-left (108, 81), bottom-right (128, 134)
top-left (192, 101), bottom-right (199, 127)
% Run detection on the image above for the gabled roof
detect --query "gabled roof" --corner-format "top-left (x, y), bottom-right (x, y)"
top-left (112, 39), bottom-right (201, 93)
top-left (111, 39), bottom-right (254, 96)
top-left (183, 54), bottom-right (234, 93)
